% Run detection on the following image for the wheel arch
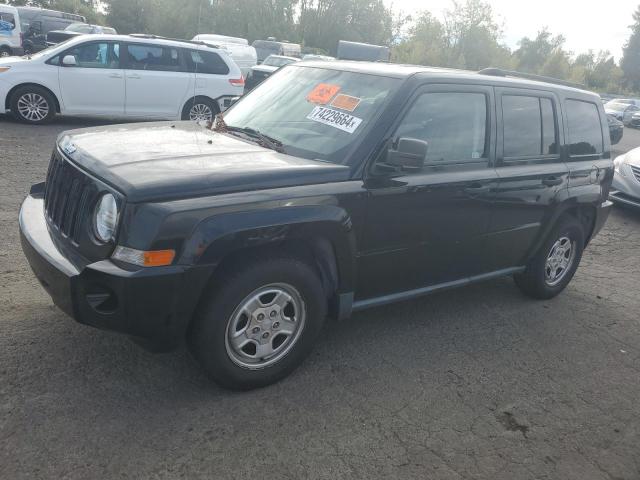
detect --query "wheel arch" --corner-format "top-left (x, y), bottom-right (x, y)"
top-left (181, 206), bottom-right (358, 321)
top-left (6, 83), bottom-right (61, 113)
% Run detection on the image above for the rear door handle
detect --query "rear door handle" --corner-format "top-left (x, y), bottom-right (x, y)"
top-left (127, 74), bottom-right (141, 79)
top-left (464, 182), bottom-right (490, 194)
top-left (542, 176), bottom-right (563, 186)
top-left (108, 73), bottom-right (122, 78)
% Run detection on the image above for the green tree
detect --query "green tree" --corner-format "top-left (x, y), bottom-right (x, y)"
top-left (513, 28), bottom-right (567, 74)
top-left (621, 5), bottom-right (640, 91)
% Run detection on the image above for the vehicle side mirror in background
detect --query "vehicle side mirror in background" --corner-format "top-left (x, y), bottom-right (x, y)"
top-left (385, 137), bottom-right (428, 172)
top-left (62, 55), bottom-right (77, 67)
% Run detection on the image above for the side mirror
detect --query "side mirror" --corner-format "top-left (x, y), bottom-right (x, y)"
top-left (62, 55), bottom-right (77, 67)
top-left (385, 137), bottom-right (428, 172)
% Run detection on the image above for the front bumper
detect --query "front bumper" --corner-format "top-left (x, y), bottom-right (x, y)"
top-left (609, 165), bottom-right (640, 209)
top-left (19, 192), bottom-right (211, 351)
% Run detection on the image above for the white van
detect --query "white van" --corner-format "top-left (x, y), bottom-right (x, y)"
top-left (192, 34), bottom-right (257, 77)
top-left (0, 5), bottom-right (23, 57)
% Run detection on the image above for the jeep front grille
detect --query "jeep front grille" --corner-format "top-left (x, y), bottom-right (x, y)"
top-left (43, 150), bottom-right (94, 244)
top-left (631, 164), bottom-right (640, 183)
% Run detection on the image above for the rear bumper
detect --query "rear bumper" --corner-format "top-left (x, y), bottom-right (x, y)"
top-left (19, 193), bottom-right (212, 351)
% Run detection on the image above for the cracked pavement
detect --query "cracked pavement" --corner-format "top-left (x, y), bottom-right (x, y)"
top-left (1, 115), bottom-right (639, 479)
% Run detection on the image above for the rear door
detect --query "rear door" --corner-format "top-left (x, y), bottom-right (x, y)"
top-left (122, 42), bottom-right (193, 118)
top-left (57, 40), bottom-right (125, 115)
top-left (486, 88), bottom-right (569, 270)
top-left (358, 84), bottom-right (498, 299)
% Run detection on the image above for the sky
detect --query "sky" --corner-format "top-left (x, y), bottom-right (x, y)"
top-left (387, 0), bottom-right (639, 61)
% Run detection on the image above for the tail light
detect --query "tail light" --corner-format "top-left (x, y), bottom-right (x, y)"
top-left (229, 76), bottom-right (244, 87)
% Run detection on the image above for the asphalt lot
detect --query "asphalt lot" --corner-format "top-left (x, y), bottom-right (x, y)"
top-left (1, 114), bottom-right (640, 480)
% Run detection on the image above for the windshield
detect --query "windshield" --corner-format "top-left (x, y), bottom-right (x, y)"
top-left (263, 56), bottom-right (294, 67)
top-left (65, 23), bottom-right (92, 33)
top-left (27, 38), bottom-right (75, 59)
top-left (222, 65), bottom-right (400, 164)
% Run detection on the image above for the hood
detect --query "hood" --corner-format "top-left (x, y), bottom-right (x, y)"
top-left (0, 56), bottom-right (28, 67)
top-left (621, 146), bottom-right (640, 168)
top-left (58, 121), bottom-right (350, 203)
top-left (251, 65), bottom-right (279, 74)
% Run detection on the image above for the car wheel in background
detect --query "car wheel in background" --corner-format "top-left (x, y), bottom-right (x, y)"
top-left (182, 97), bottom-right (218, 122)
top-left (0, 47), bottom-right (11, 58)
top-left (189, 256), bottom-right (327, 390)
top-left (10, 86), bottom-right (57, 124)
top-left (514, 216), bottom-right (585, 300)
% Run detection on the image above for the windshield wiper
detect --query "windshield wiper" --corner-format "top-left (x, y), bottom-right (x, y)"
top-left (211, 116), bottom-right (285, 153)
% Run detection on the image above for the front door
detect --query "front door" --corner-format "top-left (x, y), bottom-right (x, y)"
top-left (357, 85), bottom-right (498, 300)
top-left (57, 41), bottom-right (125, 115)
top-left (123, 43), bottom-right (192, 118)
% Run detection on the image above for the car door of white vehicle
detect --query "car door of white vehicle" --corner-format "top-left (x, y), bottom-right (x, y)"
top-left (123, 43), bottom-right (193, 118)
top-left (57, 41), bottom-right (125, 115)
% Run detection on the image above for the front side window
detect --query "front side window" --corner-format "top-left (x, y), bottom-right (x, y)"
top-left (188, 49), bottom-right (229, 75)
top-left (126, 44), bottom-right (183, 72)
top-left (566, 99), bottom-right (604, 156)
top-left (223, 66), bottom-right (400, 163)
top-left (503, 95), bottom-right (558, 157)
top-left (64, 42), bottom-right (119, 69)
top-left (394, 92), bottom-right (487, 164)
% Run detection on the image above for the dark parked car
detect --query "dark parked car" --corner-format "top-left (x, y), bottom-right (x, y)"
top-left (608, 114), bottom-right (624, 144)
top-left (46, 22), bottom-right (116, 46)
top-left (244, 54), bottom-right (298, 90)
top-left (16, 6), bottom-right (85, 54)
top-left (20, 63), bottom-right (613, 390)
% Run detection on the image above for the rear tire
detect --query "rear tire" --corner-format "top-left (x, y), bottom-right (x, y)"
top-left (181, 97), bottom-right (218, 122)
top-left (514, 216), bottom-right (585, 299)
top-left (0, 47), bottom-right (11, 58)
top-left (189, 256), bottom-right (327, 390)
top-left (10, 85), bottom-right (56, 124)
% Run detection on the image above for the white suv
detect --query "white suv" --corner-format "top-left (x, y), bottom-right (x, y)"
top-left (0, 34), bottom-right (245, 124)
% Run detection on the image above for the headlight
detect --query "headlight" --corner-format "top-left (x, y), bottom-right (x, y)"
top-left (93, 193), bottom-right (118, 242)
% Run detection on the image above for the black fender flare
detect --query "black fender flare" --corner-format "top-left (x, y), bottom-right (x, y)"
top-left (178, 204), bottom-right (358, 294)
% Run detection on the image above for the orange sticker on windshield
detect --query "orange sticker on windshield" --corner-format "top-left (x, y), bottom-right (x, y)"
top-left (330, 94), bottom-right (361, 112)
top-left (307, 83), bottom-right (341, 104)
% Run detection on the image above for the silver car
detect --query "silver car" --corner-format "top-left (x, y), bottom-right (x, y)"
top-left (605, 101), bottom-right (640, 125)
top-left (610, 148), bottom-right (640, 208)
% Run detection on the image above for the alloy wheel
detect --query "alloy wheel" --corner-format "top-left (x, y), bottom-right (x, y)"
top-left (225, 283), bottom-right (306, 369)
top-left (17, 93), bottom-right (49, 122)
top-left (544, 236), bottom-right (576, 286)
top-left (189, 103), bottom-right (214, 122)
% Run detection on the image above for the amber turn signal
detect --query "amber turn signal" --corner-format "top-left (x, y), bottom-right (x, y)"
top-left (112, 246), bottom-right (175, 267)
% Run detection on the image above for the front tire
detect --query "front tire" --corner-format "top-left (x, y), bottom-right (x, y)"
top-left (10, 86), bottom-right (56, 124)
top-left (0, 47), bottom-right (11, 58)
top-left (514, 216), bottom-right (585, 299)
top-left (189, 256), bottom-right (327, 390)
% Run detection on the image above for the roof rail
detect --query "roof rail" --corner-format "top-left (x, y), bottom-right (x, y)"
top-left (478, 67), bottom-right (585, 89)
top-left (127, 33), bottom-right (221, 49)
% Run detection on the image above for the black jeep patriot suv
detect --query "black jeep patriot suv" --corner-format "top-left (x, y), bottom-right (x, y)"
top-left (20, 62), bottom-right (613, 390)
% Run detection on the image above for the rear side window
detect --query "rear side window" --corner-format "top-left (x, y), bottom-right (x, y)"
top-left (126, 44), bottom-right (184, 72)
top-left (187, 49), bottom-right (230, 75)
top-left (395, 92), bottom-right (488, 164)
top-left (566, 100), bottom-right (604, 155)
top-left (503, 95), bottom-right (557, 157)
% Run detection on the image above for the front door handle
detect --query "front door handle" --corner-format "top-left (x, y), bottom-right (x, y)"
top-left (542, 176), bottom-right (563, 186)
top-left (127, 73), bottom-right (141, 79)
top-left (108, 73), bottom-right (122, 78)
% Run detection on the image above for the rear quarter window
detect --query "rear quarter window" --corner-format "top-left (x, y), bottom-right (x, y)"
top-left (566, 99), bottom-right (604, 156)
top-left (187, 49), bottom-right (230, 75)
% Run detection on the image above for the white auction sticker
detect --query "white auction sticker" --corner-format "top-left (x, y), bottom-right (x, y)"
top-left (306, 106), bottom-right (363, 134)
